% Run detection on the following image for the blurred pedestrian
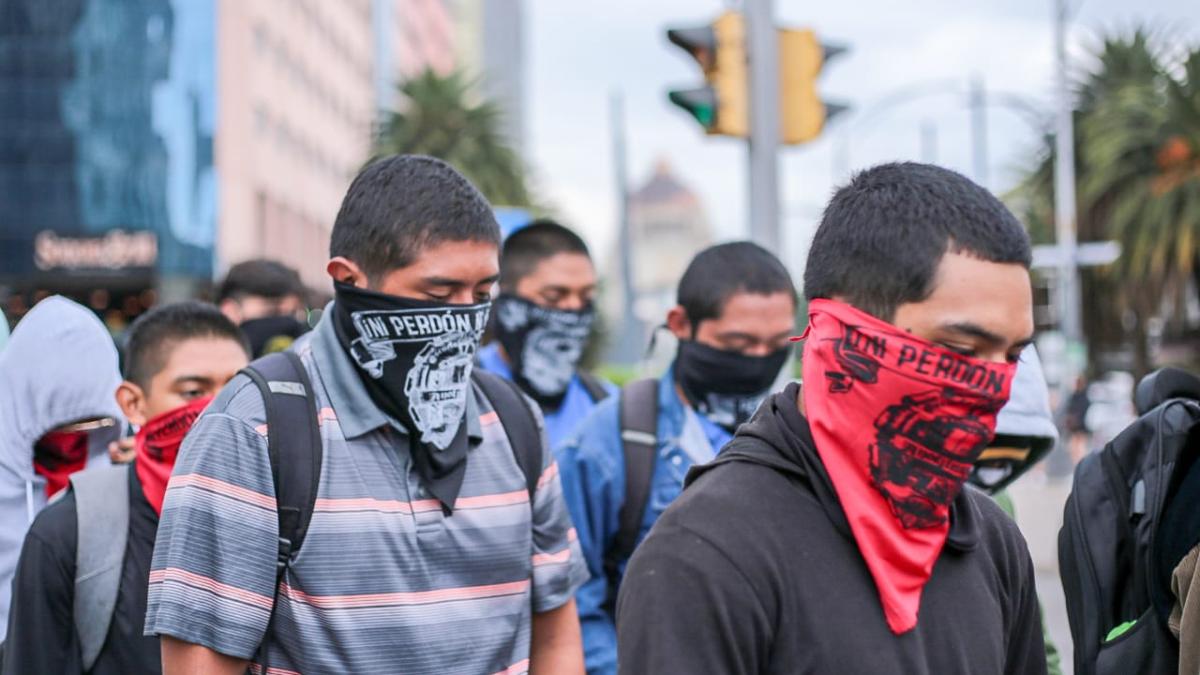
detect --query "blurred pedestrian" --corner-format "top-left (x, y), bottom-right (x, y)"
top-left (217, 259), bottom-right (309, 357)
top-left (616, 163), bottom-right (1047, 674)
top-left (1064, 375), bottom-right (1091, 463)
top-left (2, 302), bottom-right (249, 674)
top-left (0, 297), bottom-right (124, 639)
top-left (967, 345), bottom-right (1063, 675)
top-left (558, 241), bottom-right (796, 674)
top-left (478, 220), bottom-right (615, 448)
top-left (145, 155), bottom-right (587, 674)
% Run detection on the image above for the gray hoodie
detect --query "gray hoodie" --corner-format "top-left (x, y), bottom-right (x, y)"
top-left (0, 296), bottom-right (123, 637)
top-left (995, 345), bottom-right (1059, 446)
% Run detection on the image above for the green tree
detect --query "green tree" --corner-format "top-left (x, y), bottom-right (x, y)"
top-left (1011, 31), bottom-right (1200, 376)
top-left (374, 68), bottom-right (534, 207)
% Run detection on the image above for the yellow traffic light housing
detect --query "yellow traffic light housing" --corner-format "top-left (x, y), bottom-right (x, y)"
top-left (666, 11), bottom-right (747, 137)
top-left (779, 29), bottom-right (848, 144)
top-left (667, 14), bottom-right (846, 144)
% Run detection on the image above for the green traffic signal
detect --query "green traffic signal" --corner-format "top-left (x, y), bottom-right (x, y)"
top-left (668, 88), bottom-right (717, 128)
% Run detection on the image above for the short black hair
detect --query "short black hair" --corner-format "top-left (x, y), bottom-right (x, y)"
top-left (123, 301), bottom-right (249, 388)
top-left (804, 162), bottom-right (1032, 320)
top-left (677, 241), bottom-right (797, 325)
top-left (330, 155), bottom-right (501, 282)
top-left (500, 219), bottom-right (591, 291)
top-left (217, 259), bottom-right (305, 304)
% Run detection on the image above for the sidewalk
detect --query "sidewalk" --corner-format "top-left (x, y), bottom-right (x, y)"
top-left (1008, 472), bottom-right (1075, 674)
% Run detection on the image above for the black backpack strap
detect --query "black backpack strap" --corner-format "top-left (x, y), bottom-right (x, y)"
top-left (240, 351), bottom-right (323, 585)
top-left (577, 371), bottom-right (612, 403)
top-left (603, 377), bottom-right (659, 606)
top-left (473, 371), bottom-right (543, 499)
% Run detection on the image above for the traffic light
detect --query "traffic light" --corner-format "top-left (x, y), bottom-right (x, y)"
top-left (665, 13), bottom-right (847, 145)
top-left (666, 11), bottom-right (748, 137)
top-left (779, 28), bottom-right (848, 144)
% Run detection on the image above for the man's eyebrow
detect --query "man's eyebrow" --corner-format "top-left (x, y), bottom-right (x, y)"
top-left (942, 322), bottom-right (1035, 349)
top-left (173, 375), bottom-right (215, 387)
top-left (714, 330), bottom-right (761, 342)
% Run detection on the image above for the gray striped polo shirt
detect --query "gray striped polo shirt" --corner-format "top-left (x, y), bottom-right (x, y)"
top-left (144, 311), bottom-right (588, 674)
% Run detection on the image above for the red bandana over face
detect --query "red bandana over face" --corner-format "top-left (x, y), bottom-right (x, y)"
top-left (799, 299), bottom-right (1015, 634)
top-left (34, 430), bottom-right (90, 498)
top-left (135, 397), bottom-right (211, 516)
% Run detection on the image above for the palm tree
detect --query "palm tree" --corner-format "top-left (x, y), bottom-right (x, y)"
top-left (374, 69), bottom-right (534, 207)
top-left (1011, 31), bottom-right (1200, 376)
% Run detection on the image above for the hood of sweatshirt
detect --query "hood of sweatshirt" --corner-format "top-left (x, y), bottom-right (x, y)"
top-left (971, 345), bottom-right (1059, 493)
top-left (687, 382), bottom-right (981, 551)
top-left (0, 296), bottom-right (123, 636)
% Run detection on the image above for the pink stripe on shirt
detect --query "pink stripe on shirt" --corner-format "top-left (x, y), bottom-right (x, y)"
top-left (283, 579), bottom-right (531, 609)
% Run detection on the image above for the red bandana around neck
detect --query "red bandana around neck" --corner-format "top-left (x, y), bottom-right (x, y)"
top-left (799, 299), bottom-right (1015, 634)
top-left (34, 430), bottom-right (90, 498)
top-left (135, 397), bottom-right (212, 516)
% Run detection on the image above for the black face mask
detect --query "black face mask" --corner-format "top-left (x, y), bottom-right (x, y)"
top-left (332, 282), bottom-right (490, 507)
top-left (240, 315), bottom-right (309, 358)
top-left (967, 434), bottom-right (1040, 494)
top-left (674, 340), bottom-right (790, 432)
top-left (492, 294), bottom-right (594, 409)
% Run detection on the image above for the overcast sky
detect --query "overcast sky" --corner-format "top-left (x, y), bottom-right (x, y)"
top-left (525, 0), bottom-right (1200, 274)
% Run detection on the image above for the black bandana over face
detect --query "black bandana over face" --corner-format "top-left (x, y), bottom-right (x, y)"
top-left (674, 340), bottom-right (790, 432)
top-left (240, 315), bottom-right (310, 358)
top-left (492, 294), bottom-right (595, 409)
top-left (332, 282), bottom-right (490, 507)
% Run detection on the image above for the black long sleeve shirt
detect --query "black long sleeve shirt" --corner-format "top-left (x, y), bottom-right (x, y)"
top-left (616, 384), bottom-right (1048, 675)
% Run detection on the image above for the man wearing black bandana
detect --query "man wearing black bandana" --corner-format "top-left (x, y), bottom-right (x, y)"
top-left (148, 156), bottom-right (589, 675)
top-left (478, 220), bottom-right (615, 449)
top-left (557, 242), bottom-right (796, 674)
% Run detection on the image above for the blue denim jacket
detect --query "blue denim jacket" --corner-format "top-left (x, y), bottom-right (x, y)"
top-left (556, 368), bottom-right (732, 675)
top-left (477, 343), bottom-right (617, 449)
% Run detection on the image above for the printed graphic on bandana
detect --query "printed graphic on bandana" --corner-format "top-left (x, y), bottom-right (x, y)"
top-left (348, 305), bottom-right (489, 448)
top-left (495, 299), bottom-right (592, 397)
top-left (820, 322), bottom-right (1009, 529)
top-left (869, 388), bottom-right (1001, 528)
top-left (695, 392), bottom-right (768, 430)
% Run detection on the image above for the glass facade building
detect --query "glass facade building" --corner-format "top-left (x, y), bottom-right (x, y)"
top-left (0, 0), bottom-right (216, 286)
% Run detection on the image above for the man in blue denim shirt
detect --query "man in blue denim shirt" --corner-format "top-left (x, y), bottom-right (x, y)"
top-left (557, 242), bottom-right (797, 674)
top-left (479, 221), bottom-right (616, 448)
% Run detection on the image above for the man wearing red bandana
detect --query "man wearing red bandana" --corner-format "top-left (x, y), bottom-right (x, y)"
top-left (3, 302), bottom-right (249, 675)
top-left (617, 162), bottom-right (1047, 674)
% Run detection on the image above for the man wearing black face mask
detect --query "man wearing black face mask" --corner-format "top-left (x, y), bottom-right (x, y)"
top-left (217, 259), bottom-right (310, 358)
top-left (557, 241), bottom-right (796, 675)
top-left (478, 220), bottom-right (615, 449)
top-left (145, 155), bottom-right (588, 674)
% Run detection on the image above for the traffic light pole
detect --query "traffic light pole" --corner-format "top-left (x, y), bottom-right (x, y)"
top-left (1053, 0), bottom-right (1083, 392)
top-left (745, 0), bottom-right (781, 251)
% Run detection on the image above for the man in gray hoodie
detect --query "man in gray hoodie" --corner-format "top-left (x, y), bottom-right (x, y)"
top-left (0, 296), bottom-right (123, 637)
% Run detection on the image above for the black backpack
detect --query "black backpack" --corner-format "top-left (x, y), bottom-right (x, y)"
top-left (1059, 367), bottom-right (1200, 675)
top-left (600, 378), bottom-right (660, 611)
top-left (240, 352), bottom-right (546, 593)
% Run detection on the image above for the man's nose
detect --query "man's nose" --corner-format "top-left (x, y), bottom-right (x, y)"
top-left (557, 294), bottom-right (588, 312)
top-left (741, 344), bottom-right (774, 358)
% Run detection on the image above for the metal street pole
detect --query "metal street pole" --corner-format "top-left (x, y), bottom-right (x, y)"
top-left (969, 74), bottom-right (989, 189)
top-left (745, 0), bottom-right (780, 250)
top-left (610, 91), bottom-right (643, 365)
top-left (1053, 0), bottom-right (1083, 386)
top-left (920, 119), bottom-right (938, 164)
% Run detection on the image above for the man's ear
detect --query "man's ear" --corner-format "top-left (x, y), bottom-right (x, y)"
top-left (115, 381), bottom-right (148, 427)
top-left (218, 298), bottom-right (243, 324)
top-left (327, 257), bottom-right (370, 289)
top-left (665, 305), bottom-right (693, 342)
